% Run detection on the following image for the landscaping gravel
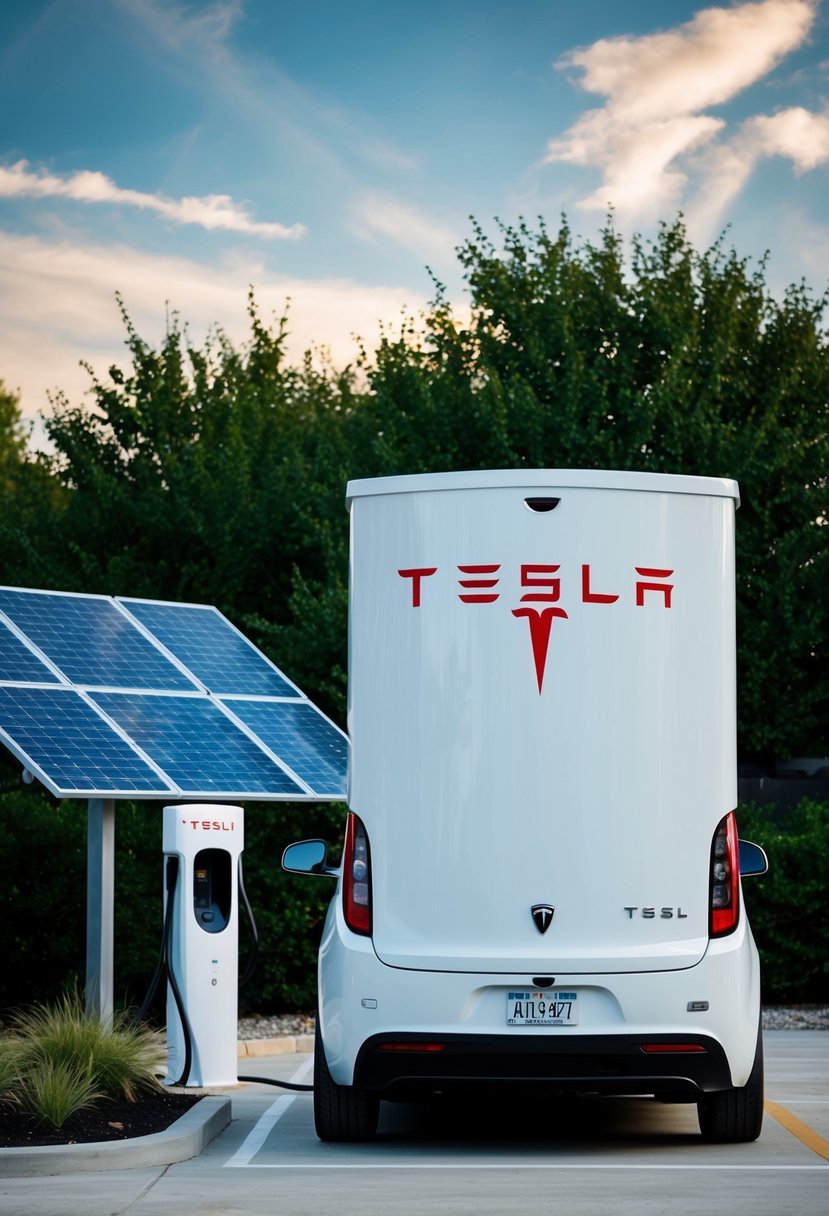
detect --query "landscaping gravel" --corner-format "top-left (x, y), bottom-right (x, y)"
top-left (237, 1007), bottom-right (828, 1039)
top-left (760, 1005), bottom-right (829, 1030)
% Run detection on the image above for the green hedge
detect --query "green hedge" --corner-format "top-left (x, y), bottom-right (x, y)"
top-left (737, 800), bottom-right (829, 1003)
top-left (1, 788), bottom-right (825, 1016)
top-left (0, 784), bottom-right (345, 1020)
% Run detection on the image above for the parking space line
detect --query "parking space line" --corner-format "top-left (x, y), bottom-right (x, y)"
top-left (239, 1163), bottom-right (829, 1171)
top-left (225, 1057), bottom-right (313, 1168)
top-left (765, 1099), bottom-right (829, 1162)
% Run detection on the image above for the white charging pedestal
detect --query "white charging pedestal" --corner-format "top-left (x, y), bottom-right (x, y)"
top-left (163, 804), bottom-right (244, 1087)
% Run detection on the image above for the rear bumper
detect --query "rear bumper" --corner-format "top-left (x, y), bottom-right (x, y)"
top-left (318, 899), bottom-right (761, 1095)
top-left (354, 1031), bottom-right (733, 1099)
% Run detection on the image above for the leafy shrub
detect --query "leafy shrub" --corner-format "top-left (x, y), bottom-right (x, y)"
top-left (1, 990), bottom-right (164, 1127)
top-left (738, 800), bottom-right (829, 1003)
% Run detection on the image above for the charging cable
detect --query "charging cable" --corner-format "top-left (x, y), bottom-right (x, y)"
top-left (135, 854), bottom-right (313, 1092)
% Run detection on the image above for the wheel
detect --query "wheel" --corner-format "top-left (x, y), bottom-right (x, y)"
top-left (697, 1025), bottom-right (764, 1143)
top-left (313, 1020), bottom-right (379, 1142)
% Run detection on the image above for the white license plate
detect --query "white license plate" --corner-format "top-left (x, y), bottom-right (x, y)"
top-left (506, 991), bottom-right (578, 1026)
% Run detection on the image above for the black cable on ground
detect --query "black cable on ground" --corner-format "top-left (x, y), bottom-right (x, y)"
top-left (237, 1074), bottom-right (314, 1091)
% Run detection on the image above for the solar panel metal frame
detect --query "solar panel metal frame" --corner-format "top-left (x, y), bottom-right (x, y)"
top-left (0, 586), bottom-right (348, 801)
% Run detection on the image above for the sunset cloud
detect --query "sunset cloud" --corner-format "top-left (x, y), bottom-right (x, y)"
top-left (0, 230), bottom-right (426, 430)
top-left (688, 104), bottom-right (829, 235)
top-left (0, 160), bottom-right (306, 240)
top-left (545, 0), bottom-right (820, 221)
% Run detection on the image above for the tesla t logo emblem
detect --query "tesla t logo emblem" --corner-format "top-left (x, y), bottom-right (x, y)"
top-left (512, 606), bottom-right (568, 694)
top-left (532, 904), bottom-right (555, 934)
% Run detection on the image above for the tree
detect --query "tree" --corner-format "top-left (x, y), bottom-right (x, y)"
top-left (0, 380), bottom-right (28, 488)
top-left (39, 293), bottom-right (355, 718)
top-left (0, 380), bottom-right (65, 590)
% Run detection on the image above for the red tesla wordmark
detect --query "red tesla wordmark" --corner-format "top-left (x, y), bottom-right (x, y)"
top-left (397, 563), bottom-right (675, 695)
top-left (398, 564), bottom-right (674, 609)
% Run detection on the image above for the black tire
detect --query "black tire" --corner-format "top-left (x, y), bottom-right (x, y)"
top-left (313, 1020), bottom-right (380, 1142)
top-left (697, 1024), bottom-right (764, 1143)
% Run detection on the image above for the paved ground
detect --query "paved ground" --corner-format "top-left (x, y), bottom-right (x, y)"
top-left (2, 1030), bottom-right (827, 1216)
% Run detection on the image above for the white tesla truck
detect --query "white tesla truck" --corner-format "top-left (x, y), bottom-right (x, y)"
top-left (283, 469), bottom-right (768, 1144)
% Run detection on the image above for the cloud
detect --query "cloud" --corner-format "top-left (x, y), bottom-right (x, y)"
top-left (687, 105), bottom-right (829, 235)
top-left (745, 105), bottom-right (829, 170)
top-left (545, 0), bottom-right (819, 221)
top-left (114, 0), bottom-right (243, 55)
top-left (0, 160), bottom-right (305, 240)
top-left (116, 0), bottom-right (418, 183)
top-left (0, 230), bottom-right (427, 435)
top-left (350, 193), bottom-right (460, 263)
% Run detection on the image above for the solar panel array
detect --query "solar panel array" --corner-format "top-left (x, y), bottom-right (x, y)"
top-left (0, 587), bottom-right (348, 800)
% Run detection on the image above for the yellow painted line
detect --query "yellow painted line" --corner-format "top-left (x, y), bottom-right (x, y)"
top-left (765, 1099), bottom-right (829, 1161)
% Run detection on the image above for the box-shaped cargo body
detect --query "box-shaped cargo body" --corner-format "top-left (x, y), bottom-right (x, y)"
top-left (346, 470), bottom-right (739, 976)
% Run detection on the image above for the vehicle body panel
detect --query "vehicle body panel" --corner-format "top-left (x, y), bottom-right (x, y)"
top-left (347, 471), bottom-right (738, 974)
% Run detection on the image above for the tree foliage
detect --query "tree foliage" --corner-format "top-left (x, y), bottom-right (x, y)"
top-left (0, 380), bottom-right (63, 590)
top-left (1, 215), bottom-right (828, 1012)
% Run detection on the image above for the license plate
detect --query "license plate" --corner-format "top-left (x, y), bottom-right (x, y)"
top-left (506, 991), bottom-right (578, 1026)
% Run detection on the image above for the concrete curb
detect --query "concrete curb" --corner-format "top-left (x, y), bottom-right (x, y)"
top-left (0, 1095), bottom-right (231, 1178)
top-left (0, 1037), bottom-right (308, 1177)
top-left (237, 1034), bottom-right (314, 1057)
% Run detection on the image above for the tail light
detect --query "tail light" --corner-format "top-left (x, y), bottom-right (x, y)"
top-left (709, 811), bottom-right (740, 937)
top-left (343, 812), bottom-right (372, 935)
top-left (641, 1043), bottom-right (706, 1054)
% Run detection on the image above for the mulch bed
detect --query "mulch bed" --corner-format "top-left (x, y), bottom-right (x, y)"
top-left (0, 1091), bottom-right (203, 1148)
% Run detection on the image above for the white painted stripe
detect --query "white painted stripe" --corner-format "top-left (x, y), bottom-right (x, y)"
top-left (237, 1163), bottom-right (829, 1172)
top-left (224, 1056), bottom-right (313, 1167)
top-left (773, 1098), bottom-right (829, 1104)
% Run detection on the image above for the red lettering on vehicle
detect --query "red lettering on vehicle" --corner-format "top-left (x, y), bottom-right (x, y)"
top-left (581, 564), bottom-right (619, 604)
top-left (398, 562), bottom-right (675, 692)
top-left (519, 564), bottom-right (561, 603)
top-left (635, 567), bottom-right (674, 607)
top-left (398, 567), bottom-right (437, 607)
top-left (457, 564), bottom-right (501, 603)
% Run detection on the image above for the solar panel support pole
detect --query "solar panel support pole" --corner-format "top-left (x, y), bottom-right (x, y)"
top-left (85, 798), bottom-right (115, 1027)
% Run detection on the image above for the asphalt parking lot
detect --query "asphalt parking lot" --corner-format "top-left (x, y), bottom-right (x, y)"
top-left (2, 1030), bottom-right (827, 1216)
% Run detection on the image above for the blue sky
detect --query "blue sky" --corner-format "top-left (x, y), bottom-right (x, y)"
top-left (1, 0), bottom-right (828, 439)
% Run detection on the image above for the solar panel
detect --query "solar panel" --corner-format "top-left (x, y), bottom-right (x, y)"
top-left (0, 686), bottom-right (174, 796)
top-left (120, 599), bottom-right (295, 696)
top-left (0, 621), bottom-right (59, 684)
top-left (90, 692), bottom-right (305, 797)
top-left (0, 586), bottom-right (348, 800)
top-left (0, 589), bottom-right (196, 691)
top-left (226, 699), bottom-right (349, 796)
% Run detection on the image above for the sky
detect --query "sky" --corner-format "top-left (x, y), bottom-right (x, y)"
top-left (1, 0), bottom-right (828, 443)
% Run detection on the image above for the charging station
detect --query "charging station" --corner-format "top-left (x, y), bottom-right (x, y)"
top-left (163, 803), bottom-right (244, 1087)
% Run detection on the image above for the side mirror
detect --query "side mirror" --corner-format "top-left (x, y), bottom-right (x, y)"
top-left (739, 839), bottom-right (769, 877)
top-left (281, 839), bottom-right (339, 878)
